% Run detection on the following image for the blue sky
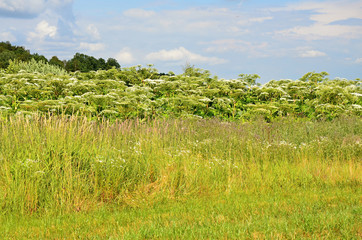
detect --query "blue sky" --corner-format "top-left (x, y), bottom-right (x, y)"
top-left (0, 0), bottom-right (361, 82)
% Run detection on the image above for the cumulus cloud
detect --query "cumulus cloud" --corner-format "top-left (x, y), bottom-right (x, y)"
top-left (299, 50), bottom-right (327, 58)
top-left (294, 47), bottom-right (327, 58)
top-left (115, 48), bottom-right (135, 64)
top-left (27, 20), bottom-right (57, 41)
top-left (145, 47), bottom-right (227, 65)
top-left (79, 42), bottom-right (105, 52)
top-left (0, 0), bottom-right (74, 18)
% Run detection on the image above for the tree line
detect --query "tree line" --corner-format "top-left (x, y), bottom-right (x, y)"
top-left (0, 41), bottom-right (120, 72)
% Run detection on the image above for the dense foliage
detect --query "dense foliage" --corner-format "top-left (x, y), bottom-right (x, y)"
top-left (6, 59), bottom-right (68, 75)
top-left (65, 53), bottom-right (120, 72)
top-left (0, 41), bottom-right (48, 69)
top-left (0, 63), bottom-right (361, 120)
top-left (0, 41), bottom-right (121, 72)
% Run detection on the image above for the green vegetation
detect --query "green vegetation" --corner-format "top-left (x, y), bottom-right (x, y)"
top-left (1, 42), bottom-right (360, 122)
top-left (0, 41), bottom-right (48, 69)
top-left (0, 41), bottom-right (120, 72)
top-left (0, 65), bottom-right (360, 121)
top-left (65, 53), bottom-right (120, 72)
top-left (0, 44), bottom-right (361, 238)
top-left (1, 190), bottom-right (360, 239)
top-left (0, 115), bottom-right (361, 238)
top-left (6, 58), bottom-right (68, 75)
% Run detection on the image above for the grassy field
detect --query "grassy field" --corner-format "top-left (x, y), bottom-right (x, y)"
top-left (0, 115), bottom-right (361, 239)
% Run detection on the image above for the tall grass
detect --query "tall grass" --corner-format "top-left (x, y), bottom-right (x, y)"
top-left (0, 115), bottom-right (360, 216)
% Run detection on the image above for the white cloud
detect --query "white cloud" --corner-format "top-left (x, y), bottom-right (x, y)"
top-left (86, 24), bottom-right (100, 40)
top-left (79, 42), bottom-right (105, 52)
top-left (299, 50), bottom-right (327, 58)
top-left (37, 21), bottom-right (57, 37)
top-left (0, 0), bottom-right (74, 18)
top-left (115, 48), bottom-right (135, 64)
top-left (204, 39), bottom-right (268, 54)
top-left (0, 31), bottom-right (17, 42)
top-left (123, 9), bottom-right (156, 18)
top-left (248, 16), bottom-right (273, 23)
top-left (278, 23), bottom-right (362, 40)
top-left (145, 47), bottom-right (227, 65)
top-left (281, 0), bottom-right (362, 24)
top-left (295, 47), bottom-right (327, 58)
top-left (273, 0), bottom-right (362, 39)
top-left (0, 0), bottom-right (46, 17)
top-left (48, 0), bottom-right (74, 8)
top-left (116, 7), bottom-right (249, 34)
top-left (355, 58), bottom-right (362, 64)
top-left (27, 20), bottom-right (57, 41)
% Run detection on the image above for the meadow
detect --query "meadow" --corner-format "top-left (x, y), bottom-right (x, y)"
top-left (0, 115), bottom-right (361, 239)
top-left (0, 61), bottom-right (361, 239)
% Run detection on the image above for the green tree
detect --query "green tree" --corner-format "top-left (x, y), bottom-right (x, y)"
top-left (66, 53), bottom-right (111, 72)
top-left (49, 56), bottom-right (65, 69)
top-left (0, 50), bottom-right (15, 68)
top-left (0, 41), bottom-right (32, 68)
top-left (32, 53), bottom-right (48, 63)
top-left (98, 58), bottom-right (107, 70)
top-left (106, 58), bottom-right (120, 69)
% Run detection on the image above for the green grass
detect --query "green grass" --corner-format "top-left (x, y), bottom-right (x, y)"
top-left (0, 115), bottom-right (361, 239)
top-left (1, 189), bottom-right (360, 239)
